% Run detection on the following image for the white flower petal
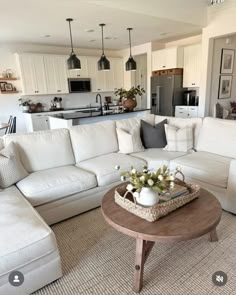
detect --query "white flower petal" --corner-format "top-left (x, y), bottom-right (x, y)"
top-left (148, 179), bottom-right (154, 186)
top-left (140, 175), bottom-right (145, 182)
top-left (158, 175), bottom-right (163, 181)
top-left (126, 184), bottom-right (134, 191)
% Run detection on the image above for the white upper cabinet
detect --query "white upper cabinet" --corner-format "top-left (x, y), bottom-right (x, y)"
top-left (44, 55), bottom-right (69, 94)
top-left (152, 47), bottom-right (184, 71)
top-left (16, 54), bottom-right (47, 95)
top-left (67, 56), bottom-right (89, 78)
top-left (112, 58), bottom-right (124, 91)
top-left (183, 43), bottom-right (202, 88)
top-left (87, 56), bottom-right (105, 92)
top-left (87, 57), bottom-right (124, 92)
top-left (16, 53), bottom-right (124, 95)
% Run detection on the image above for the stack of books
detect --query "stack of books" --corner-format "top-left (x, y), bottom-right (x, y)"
top-left (159, 184), bottom-right (189, 202)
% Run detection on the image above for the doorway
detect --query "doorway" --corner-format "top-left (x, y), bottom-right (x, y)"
top-left (131, 54), bottom-right (148, 109)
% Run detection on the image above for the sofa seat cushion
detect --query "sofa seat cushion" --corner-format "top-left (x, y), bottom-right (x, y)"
top-left (0, 186), bottom-right (58, 276)
top-left (17, 166), bottom-right (97, 206)
top-left (132, 148), bottom-right (187, 170)
top-left (77, 153), bottom-right (146, 186)
top-left (170, 151), bottom-right (232, 188)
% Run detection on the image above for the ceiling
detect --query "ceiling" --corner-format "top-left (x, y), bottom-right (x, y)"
top-left (0, 0), bottom-right (208, 50)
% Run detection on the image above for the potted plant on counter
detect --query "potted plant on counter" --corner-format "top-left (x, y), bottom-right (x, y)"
top-left (230, 101), bottom-right (236, 113)
top-left (115, 85), bottom-right (145, 111)
top-left (19, 98), bottom-right (31, 112)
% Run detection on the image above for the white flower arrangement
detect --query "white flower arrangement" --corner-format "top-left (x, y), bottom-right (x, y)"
top-left (115, 165), bottom-right (177, 193)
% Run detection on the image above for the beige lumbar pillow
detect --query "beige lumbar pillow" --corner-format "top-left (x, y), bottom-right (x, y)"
top-left (116, 127), bottom-right (144, 154)
top-left (164, 124), bottom-right (193, 152)
top-left (0, 142), bottom-right (28, 188)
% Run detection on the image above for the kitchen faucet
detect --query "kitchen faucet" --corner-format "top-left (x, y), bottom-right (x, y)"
top-left (96, 94), bottom-right (103, 115)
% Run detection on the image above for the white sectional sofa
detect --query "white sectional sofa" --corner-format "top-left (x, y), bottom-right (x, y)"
top-left (1, 114), bottom-right (236, 294)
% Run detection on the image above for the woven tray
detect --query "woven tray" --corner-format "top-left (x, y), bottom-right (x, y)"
top-left (114, 180), bottom-right (200, 222)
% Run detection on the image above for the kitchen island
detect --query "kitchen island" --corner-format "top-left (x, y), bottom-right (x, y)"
top-left (49, 108), bottom-right (151, 129)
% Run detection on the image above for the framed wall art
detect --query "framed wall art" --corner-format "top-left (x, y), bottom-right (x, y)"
top-left (218, 75), bottom-right (232, 99)
top-left (4, 83), bottom-right (13, 91)
top-left (220, 49), bottom-right (235, 74)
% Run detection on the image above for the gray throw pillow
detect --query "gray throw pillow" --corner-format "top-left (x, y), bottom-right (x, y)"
top-left (141, 119), bottom-right (167, 148)
top-left (0, 142), bottom-right (28, 188)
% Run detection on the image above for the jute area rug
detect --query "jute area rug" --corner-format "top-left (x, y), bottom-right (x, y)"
top-left (33, 209), bottom-right (236, 295)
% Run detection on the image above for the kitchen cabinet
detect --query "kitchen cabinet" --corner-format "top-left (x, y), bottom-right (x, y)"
top-left (16, 53), bottom-right (47, 95)
top-left (24, 113), bottom-right (49, 132)
top-left (87, 57), bottom-right (124, 92)
top-left (183, 44), bottom-right (201, 88)
top-left (16, 53), bottom-right (124, 95)
top-left (152, 47), bottom-right (183, 71)
top-left (87, 56), bottom-right (105, 92)
top-left (112, 58), bottom-right (124, 91)
top-left (32, 115), bottom-right (49, 131)
top-left (67, 56), bottom-right (89, 78)
top-left (44, 55), bottom-right (69, 94)
top-left (175, 106), bottom-right (198, 118)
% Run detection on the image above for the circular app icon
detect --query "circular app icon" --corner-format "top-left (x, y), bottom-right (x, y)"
top-left (9, 271), bottom-right (24, 287)
top-left (212, 271), bottom-right (227, 287)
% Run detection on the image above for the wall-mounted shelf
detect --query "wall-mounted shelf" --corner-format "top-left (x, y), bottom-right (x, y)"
top-left (0, 77), bottom-right (17, 81)
top-left (0, 91), bottom-right (19, 94)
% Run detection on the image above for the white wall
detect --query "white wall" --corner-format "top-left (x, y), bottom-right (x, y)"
top-left (200, 0), bottom-right (236, 116)
top-left (209, 35), bottom-right (236, 115)
top-left (164, 35), bottom-right (202, 48)
top-left (0, 43), bottom-right (121, 132)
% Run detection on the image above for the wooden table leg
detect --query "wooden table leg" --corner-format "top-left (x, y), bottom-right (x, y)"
top-left (133, 239), bottom-right (155, 293)
top-left (209, 228), bottom-right (218, 242)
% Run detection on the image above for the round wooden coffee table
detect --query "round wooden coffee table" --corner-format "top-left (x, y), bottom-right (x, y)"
top-left (101, 184), bottom-right (222, 293)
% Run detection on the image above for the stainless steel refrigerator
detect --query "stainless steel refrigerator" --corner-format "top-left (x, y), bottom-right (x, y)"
top-left (151, 74), bottom-right (186, 116)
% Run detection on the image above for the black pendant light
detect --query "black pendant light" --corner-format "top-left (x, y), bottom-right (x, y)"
top-left (66, 18), bottom-right (81, 70)
top-left (126, 28), bottom-right (136, 71)
top-left (98, 24), bottom-right (110, 71)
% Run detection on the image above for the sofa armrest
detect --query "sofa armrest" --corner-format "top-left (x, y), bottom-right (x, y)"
top-left (226, 159), bottom-right (236, 213)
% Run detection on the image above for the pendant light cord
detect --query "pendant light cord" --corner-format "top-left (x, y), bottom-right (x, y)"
top-left (68, 19), bottom-right (74, 54)
top-left (128, 28), bottom-right (132, 57)
top-left (100, 24), bottom-right (105, 56)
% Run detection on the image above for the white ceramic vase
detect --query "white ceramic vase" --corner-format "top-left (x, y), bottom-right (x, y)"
top-left (22, 105), bottom-right (29, 112)
top-left (136, 187), bottom-right (159, 207)
top-left (56, 102), bottom-right (62, 109)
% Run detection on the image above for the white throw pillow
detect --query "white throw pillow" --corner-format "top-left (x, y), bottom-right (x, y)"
top-left (0, 142), bottom-right (28, 188)
top-left (164, 124), bottom-right (194, 152)
top-left (116, 127), bottom-right (144, 154)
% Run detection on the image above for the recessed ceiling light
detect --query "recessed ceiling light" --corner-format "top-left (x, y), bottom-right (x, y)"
top-left (41, 34), bottom-right (51, 38)
top-left (85, 29), bottom-right (95, 33)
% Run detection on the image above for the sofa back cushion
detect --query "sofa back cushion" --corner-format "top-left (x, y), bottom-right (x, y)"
top-left (197, 117), bottom-right (236, 158)
top-left (4, 129), bottom-right (75, 172)
top-left (70, 120), bottom-right (118, 162)
top-left (116, 114), bottom-right (155, 131)
top-left (154, 116), bottom-right (202, 148)
top-left (0, 137), bottom-right (4, 150)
